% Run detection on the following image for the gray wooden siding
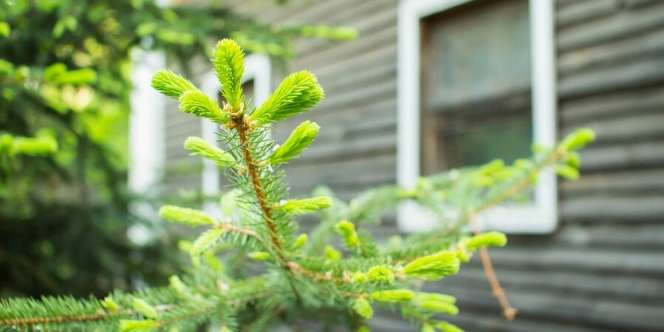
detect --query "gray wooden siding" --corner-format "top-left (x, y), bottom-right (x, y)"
top-left (163, 0), bottom-right (664, 330)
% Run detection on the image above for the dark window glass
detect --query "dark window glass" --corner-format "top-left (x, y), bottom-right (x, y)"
top-left (420, 0), bottom-right (532, 175)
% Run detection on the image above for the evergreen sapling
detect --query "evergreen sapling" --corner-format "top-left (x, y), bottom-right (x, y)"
top-left (0, 39), bottom-right (595, 332)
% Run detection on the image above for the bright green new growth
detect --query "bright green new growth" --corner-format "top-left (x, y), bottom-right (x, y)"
top-left (213, 39), bottom-right (245, 109)
top-left (403, 251), bottom-right (461, 281)
top-left (352, 298), bottom-right (374, 319)
top-left (151, 70), bottom-right (196, 98)
top-left (335, 219), bottom-right (361, 249)
top-left (366, 265), bottom-right (395, 283)
top-left (159, 205), bottom-right (215, 226)
top-left (131, 299), bottom-right (158, 319)
top-left (0, 133), bottom-right (58, 157)
top-left (119, 319), bottom-right (159, 332)
top-left (464, 232), bottom-right (507, 250)
top-left (370, 289), bottom-right (415, 303)
top-left (324, 245), bottom-right (342, 261)
top-left (279, 196), bottom-right (332, 215)
top-left (561, 128), bottom-right (595, 151)
top-left (249, 70), bottom-right (324, 125)
top-left (269, 120), bottom-right (320, 164)
top-left (179, 90), bottom-right (229, 124)
top-left (248, 251), bottom-right (271, 261)
top-left (436, 321), bottom-right (464, 332)
top-left (184, 136), bottom-right (235, 167)
top-left (191, 228), bottom-right (224, 257)
top-left (0, 39), bottom-right (596, 332)
top-left (293, 233), bottom-right (308, 250)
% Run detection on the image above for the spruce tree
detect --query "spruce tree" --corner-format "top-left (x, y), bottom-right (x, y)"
top-left (0, 39), bottom-right (594, 331)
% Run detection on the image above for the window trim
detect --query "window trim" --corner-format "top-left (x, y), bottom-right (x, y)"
top-left (397, 0), bottom-right (557, 233)
top-left (200, 54), bottom-right (272, 216)
top-left (129, 50), bottom-right (166, 197)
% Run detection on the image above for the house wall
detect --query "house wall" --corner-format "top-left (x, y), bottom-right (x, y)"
top-left (163, 0), bottom-right (664, 330)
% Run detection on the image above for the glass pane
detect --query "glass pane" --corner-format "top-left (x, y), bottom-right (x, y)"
top-left (420, 0), bottom-right (533, 176)
top-left (422, 0), bottom-right (531, 111)
top-left (438, 109), bottom-right (532, 170)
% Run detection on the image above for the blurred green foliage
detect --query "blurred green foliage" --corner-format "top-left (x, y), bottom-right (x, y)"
top-left (0, 0), bottom-right (352, 297)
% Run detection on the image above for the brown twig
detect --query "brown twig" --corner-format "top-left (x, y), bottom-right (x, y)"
top-left (463, 148), bottom-right (570, 320)
top-left (0, 310), bottom-right (129, 327)
top-left (232, 115), bottom-right (284, 257)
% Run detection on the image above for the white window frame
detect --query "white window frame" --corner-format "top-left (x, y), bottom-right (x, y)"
top-left (397, 0), bottom-right (557, 233)
top-left (200, 54), bottom-right (272, 216)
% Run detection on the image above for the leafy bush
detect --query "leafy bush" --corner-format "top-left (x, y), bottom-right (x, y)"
top-left (0, 39), bottom-right (594, 331)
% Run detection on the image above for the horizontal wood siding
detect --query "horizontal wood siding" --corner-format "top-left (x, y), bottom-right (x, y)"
top-left (163, 0), bottom-right (664, 330)
top-left (227, 0), bottom-right (399, 200)
top-left (442, 1), bottom-right (664, 331)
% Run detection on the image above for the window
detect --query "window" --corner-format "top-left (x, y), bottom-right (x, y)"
top-left (397, 0), bottom-right (557, 233)
top-left (200, 54), bottom-right (271, 216)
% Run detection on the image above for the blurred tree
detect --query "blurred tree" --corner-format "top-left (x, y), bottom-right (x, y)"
top-left (0, 0), bottom-right (354, 297)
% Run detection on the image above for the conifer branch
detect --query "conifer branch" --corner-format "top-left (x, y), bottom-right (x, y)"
top-left (233, 115), bottom-right (285, 257)
top-left (0, 38), bottom-right (596, 332)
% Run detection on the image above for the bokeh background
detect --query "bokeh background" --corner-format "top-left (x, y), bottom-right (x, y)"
top-left (2, 0), bottom-right (664, 331)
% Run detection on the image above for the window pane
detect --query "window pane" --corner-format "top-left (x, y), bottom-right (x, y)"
top-left (422, 0), bottom-right (531, 111)
top-left (420, 0), bottom-right (532, 175)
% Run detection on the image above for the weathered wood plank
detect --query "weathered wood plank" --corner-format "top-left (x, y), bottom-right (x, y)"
top-left (556, 0), bottom-right (616, 30)
top-left (557, 1), bottom-right (664, 53)
top-left (482, 247), bottom-right (664, 277)
top-left (561, 195), bottom-right (664, 222)
top-left (285, 154), bottom-right (395, 193)
top-left (555, 224), bottom-right (664, 249)
top-left (441, 286), bottom-right (664, 332)
top-left (579, 140), bottom-right (664, 171)
top-left (560, 85), bottom-right (664, 123)
top-left (559, 27), bottom-right (664, 77)
top-left (561, 112), bottom-right (664, 144)
top-left (453, 264), bottom-right (664, 303)
top-left (294, 10), bottom-right (397, 69)
top-left (558, 56), bottom-right (664, 98)
top-left (561, 169), bottom-right (664, 196)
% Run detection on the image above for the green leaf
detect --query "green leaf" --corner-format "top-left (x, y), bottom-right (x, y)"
top-left (213, 39), bottom-right (244, 109)
top-left (159, 205), bottom-right (215, 226)
top-left (279, 196), bottom-right (332, 215)
top-left (0, 22), bottom-right (10, 38)
top-left (184, 136), bottom-right (235, 167)
top-left (269, 121), bottom-right (319, 164)
top-left (11, 135), bottom-right (58, 156)
top-left (403, 251), bottom-right (460, 281)
top-left (352, 298), bottom-right (373, 319)
top-left (151, 70), bottom-right (196, 98)
top-left (249, 71), bottom-right (324, 125)
top-left (179, 90), bottom-right (228, 124)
